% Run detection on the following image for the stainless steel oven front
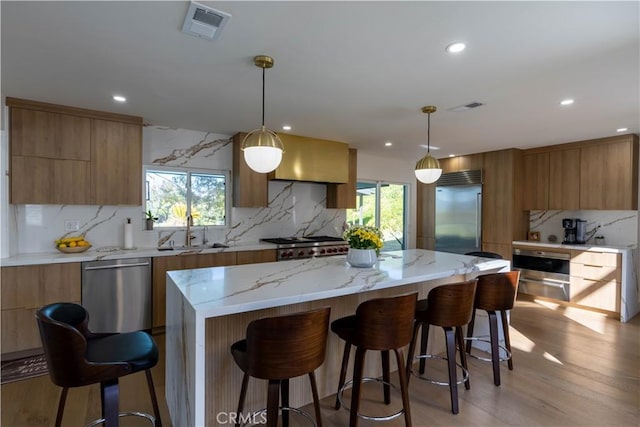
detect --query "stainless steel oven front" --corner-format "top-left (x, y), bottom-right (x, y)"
top-left (512, 248), bottom-right (571, 301)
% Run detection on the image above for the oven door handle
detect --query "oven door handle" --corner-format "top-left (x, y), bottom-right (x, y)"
top-left (519, 277), bottom-right (568, 289)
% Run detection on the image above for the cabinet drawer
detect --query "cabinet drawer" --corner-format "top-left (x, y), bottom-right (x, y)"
top-left (1, 308), bottom-right (43, 354)
top-left (570, 262), bottom-right (621, 282)
top-left (571, 251), bottom-right (620, 267)
top-left (569, 277), bottom-right (620, 313)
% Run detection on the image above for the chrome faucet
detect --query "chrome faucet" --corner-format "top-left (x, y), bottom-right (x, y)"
top-left (185, 215), bottom-right (194, 247)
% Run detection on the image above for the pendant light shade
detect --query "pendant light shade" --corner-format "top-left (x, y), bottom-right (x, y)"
top-left (242, 55), bottom-right (284, 173)
top-left (415, 106), bottom-right (442, 184)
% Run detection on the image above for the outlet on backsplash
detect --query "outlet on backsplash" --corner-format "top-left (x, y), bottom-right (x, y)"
top-left (64, 220), bottom-right (80, 232)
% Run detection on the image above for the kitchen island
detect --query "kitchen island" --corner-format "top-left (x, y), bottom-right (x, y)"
top-left (165, 249), bottom-right (510, 426)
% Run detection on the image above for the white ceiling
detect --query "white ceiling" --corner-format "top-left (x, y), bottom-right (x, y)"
top-left (2, 1), bottom-right (638, 163)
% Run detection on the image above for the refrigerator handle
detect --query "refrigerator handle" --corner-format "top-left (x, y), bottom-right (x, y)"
top-left (476, 192), bottom-right (482, 248)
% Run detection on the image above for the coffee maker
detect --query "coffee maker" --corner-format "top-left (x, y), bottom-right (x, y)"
top-left (562, 218), bottom-right (587, 244)
top-left (562, 218), bottom-right (576, 244)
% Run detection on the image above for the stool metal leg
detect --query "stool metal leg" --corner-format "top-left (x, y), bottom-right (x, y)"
top-left (444, 327), bottom-right (459, 414)
top-left (406, 321), bottom-right (420, 385)
top-left (418, 322), bottom-right (429, 375)
top-left (308, 372), bottom-right (323, 427)
top-left (236, 373), bottom-right (250, 426)
top-left (100, 379), bottom-right (119, 427)
top-left (456, 326), bottom-right (470, 390)
top-left (465, 308), bottom-right (477, 355)
top-left (488, 311), bottom-right (501, 386)
top-left (145, 369), bottom-right (162, 426)
top-left (55, 387), bottom-right (68, 427)
top-left (381, 350), bottom-right (391, 404)
top-left (394, 348), bottom-right (412, 427)
top-left (501, 310), bottom-right (514, 370)
top-left (350, 347), bottom-right (367, 427)
top-left (281, 379), bottom-right (290, 427)
top-left (266, 379), bottom-right (280, 427)
top-left (335, 342), bottom-right (351, 410)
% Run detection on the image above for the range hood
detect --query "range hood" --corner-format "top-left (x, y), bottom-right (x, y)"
top-left (267, 133), bottom-right (349, 183)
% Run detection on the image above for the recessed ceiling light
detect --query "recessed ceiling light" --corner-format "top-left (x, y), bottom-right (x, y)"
top-left (560, 99), bottom-right (574, 106)
top-left (282, 125), bottom-right (292, 131)
top-left (448, 154), bottom-right (455, 158)
top-left (385, 141), bottom-right (393, 147)
top-left (616, 127), bottom-right (628, 132)
top-left (419, 145), bottom-right (440, 150)
top-left (112, 95), bottom-right (126, 103)
top-left (446, 42), bottom-right (466, 53)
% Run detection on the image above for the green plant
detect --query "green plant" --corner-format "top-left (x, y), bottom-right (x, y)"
top-left (145, 210), bottom-right (158, 221)
top-left (343, 225), bottom-right (383, 254)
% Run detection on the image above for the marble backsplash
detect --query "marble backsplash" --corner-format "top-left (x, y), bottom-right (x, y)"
top-left (4, 126), bottom-right (345, 255)
top-left (529, 210), bottom-right (638, 247)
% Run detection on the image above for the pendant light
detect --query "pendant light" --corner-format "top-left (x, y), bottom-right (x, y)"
top-left (241, 55), bottom-right (284, 173)
top-left (414, 106), bottom-right (442, 184)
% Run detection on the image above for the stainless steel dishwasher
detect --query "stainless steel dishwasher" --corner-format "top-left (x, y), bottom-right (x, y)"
top-left (81, 257), bottom-right (152, 333)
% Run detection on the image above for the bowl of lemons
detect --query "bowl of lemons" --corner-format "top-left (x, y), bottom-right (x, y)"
top-left (55, 236), bottom-right (92, 253)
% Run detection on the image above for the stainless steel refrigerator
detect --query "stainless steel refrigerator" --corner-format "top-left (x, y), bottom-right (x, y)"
top-left (435, 170), bottom-right (482, 255)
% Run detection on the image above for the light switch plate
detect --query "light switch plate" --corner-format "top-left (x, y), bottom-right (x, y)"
top-left (64, 220), bottom-right (80, 232)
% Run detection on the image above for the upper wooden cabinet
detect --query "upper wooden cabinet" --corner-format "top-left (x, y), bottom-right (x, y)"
top-left (522, 152), bottom-right (549, 210)
top-left (438, 154), bottom-right (483, 174)
top-left (6, 97), bottom-right (143, 206)
top-left (326, 148), bottom-right (357, 209)
top-left (579, 136), bottom-right (638, 210)
top-left (549, 148), bottom-right (580, 210)
top-left (92, 119), bottom-right (142, 205)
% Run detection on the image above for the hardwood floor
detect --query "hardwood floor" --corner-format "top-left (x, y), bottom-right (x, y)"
top-left (2, 298), bottom-right (639, 426)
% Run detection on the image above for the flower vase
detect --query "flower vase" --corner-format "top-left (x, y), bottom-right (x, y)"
top-left (346, 248), bottom-right (378, 268)
top-left (145, 219), bottom-right (154, 231)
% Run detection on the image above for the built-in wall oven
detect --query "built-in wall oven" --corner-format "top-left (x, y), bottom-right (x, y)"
top-left (512, 248), bottom-right (571, 301)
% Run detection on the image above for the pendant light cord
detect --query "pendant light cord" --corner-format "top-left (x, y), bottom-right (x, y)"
top-left (427, 112), bottom-right (431, 153)
top-left (261, 66), bottom-right (266, 127)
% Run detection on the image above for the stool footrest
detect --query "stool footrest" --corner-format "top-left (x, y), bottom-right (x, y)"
top-left (410, 354), bottom-right (469, 386)
top-left (337, 377), bottom-right (405, 422)
top-left (465, 337), bottom-right (512, 362)
top-left (246, 406), bottom-right (317, 427)
top-left (85, 411), bottom-right (156, 427)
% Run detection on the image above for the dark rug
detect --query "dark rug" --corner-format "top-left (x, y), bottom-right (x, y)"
top-left (1, 354), bottom-right (48, 384)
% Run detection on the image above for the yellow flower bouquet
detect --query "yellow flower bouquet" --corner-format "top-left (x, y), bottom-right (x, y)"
top-left (343, 225), bottom-right (384, 255)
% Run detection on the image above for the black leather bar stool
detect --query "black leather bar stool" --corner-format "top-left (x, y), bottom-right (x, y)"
top-left (35, 302), bottom-right (162, 427)
top-left (406, 280), bottom-right (477, 414)
top-left (465, 271), bottom-right (520, 386)
top-left (332, 292), bottom-right (417, 427)
top-left (231, 307), bottom-right (331, 427)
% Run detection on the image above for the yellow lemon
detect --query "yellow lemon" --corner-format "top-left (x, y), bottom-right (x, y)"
top-left (68, 241), bottom-right (77, 248)
top-left (58, 243), bottom-right (67, 248)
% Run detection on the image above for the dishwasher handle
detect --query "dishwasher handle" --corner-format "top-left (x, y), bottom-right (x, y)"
top-left (84, 262), bottom-right (150, 271)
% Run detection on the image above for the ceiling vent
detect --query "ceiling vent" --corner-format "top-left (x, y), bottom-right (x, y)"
top-left (449, 101), bottom-right (484, 112)
top-left (182, 1), bottom-right (231, 41)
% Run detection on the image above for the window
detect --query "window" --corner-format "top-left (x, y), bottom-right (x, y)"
top-left (144, 166), bottom-right (229, 228)
top-left (347, 181), bottom-right (408, 251)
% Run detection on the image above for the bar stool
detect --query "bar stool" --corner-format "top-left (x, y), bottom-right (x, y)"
top-left (464, 251), bottom-right (503, 259)
top-left (35, 302), bottom-right (162, 427)
top-left (332, 292), bottom-right (417, 427)
top-left (231, 307), bottom-right (330, 427)
top-left (465, 271), bottom-right (520, 386)
top-left (406, 279), bottom-right (477, 414)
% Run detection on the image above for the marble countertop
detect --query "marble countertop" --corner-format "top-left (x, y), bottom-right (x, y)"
top-left (167, 249), bottom-right (511, 318)
top-left (512, 240), bottom-right (635, 253)
top-left (0, 242), bottom-right (277, 267)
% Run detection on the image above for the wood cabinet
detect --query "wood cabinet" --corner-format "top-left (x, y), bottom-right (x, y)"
top-left (91, 119), bottom-right (142, 205)
top-left (579, 136), bottom-right (638, 210)
top-left (482, 149), bottom-right (527, 259)
top-left (522, 152), bottom-right (549, 210)
top-left (326, 148), bottom-right (357, 209)
top-left (1, 263), bottom-right (81, 355)
top-left (6, 97), bottom-right (143, 205)
top-left (236, 249), bottom-right (277, 265)
top-left (232, 132), bottom-right (269, 207)
top-left (570, 250), bottom-right (621, 313)
top-left (152, 252), bottom-right (237, 328)
top-left (549, 148), bottom-right (580, 210)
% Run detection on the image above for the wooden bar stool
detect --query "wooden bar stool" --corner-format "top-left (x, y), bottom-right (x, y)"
top-left (231, 307), bottom-right (331, 427)
top-left (35, 302), bottom-right (162, 427)
top-left (332, 292), bottom-right (417, 427)
top-left (406, 279), bottom-right (477, 414)
top-left (465, 271), bottom-right (520, 386)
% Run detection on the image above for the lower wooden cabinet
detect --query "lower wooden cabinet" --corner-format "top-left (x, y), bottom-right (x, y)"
top-left (569, 251), bottom-right (622, 313)
top-left (1, 263), bottom-right (81, 355)
top-left (236, 249), bottom-right (277, 265)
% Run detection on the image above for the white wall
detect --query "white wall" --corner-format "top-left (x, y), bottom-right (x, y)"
top-left (357, 151), bottom-right (418, 249)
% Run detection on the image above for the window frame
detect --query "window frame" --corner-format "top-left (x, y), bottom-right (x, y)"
top-left (142, 164), bottom-right (231, 229)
